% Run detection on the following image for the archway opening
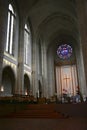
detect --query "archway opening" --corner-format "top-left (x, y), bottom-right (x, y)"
top-left (55, 43), bottom-right (79, 102)
top-left (1, 66), bottom-right (15, 96)
top-left (24, 74), bottom-right (30, 96)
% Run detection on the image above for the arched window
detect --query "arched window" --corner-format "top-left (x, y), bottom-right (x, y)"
top-left (5, 4), bottom-right (16, 55)
top-left (24, 23), bottom-right (31, 67)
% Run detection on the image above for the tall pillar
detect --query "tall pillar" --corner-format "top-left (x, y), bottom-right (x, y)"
top-left (76, 0), bottom-right (87, 96)
top-left (42, 45), bottom-right (48, 98)
top-left (16, 20), bottom-right (24, 95)
top-left (47, 48), bottom-right (55, 97)
top-left (32, 38), bottom-right (38, 97)
top-left (0, 1), bottom-right (8, 88)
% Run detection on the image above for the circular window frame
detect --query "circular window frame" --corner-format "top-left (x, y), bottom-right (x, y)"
top-left (57, 44), bottom-right (72, 59)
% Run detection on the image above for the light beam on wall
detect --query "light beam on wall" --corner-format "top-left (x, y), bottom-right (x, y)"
top-left (1, 86), bottom-right (4, 92)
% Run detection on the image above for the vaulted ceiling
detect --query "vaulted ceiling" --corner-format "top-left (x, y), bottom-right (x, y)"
top-left (16, 0), bottom-right (79, 47)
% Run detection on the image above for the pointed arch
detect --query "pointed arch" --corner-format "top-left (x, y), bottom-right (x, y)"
top-left (1, 66), bottom-right (15, 96)
top-left (24, 74), bottom-right (30, 95)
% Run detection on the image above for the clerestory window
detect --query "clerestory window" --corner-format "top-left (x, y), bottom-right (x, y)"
top-left (24, 23), bottom-right (31, 67)
top-left (5, 4), bottom-right (16, 56)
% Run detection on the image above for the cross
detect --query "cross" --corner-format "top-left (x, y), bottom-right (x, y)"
top-left (63, 74), bottom-right (70, 88)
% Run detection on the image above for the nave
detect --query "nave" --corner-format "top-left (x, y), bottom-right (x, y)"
top-left (0, 103), bottom-right (87, 130)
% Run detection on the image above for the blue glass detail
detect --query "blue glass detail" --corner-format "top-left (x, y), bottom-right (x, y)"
top-left (57, 44), bottom-right (72, 59)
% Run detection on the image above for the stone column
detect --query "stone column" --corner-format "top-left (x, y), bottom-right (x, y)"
top-left (76, 0), bottom-right (87, 96)
top-left (47, 48), bottom-right (55, 97)
top-left (0, 1), bottom-right (8, 88)
top-left (32, 38), bottom-right (38, 97)
top-left (16, 20), bottom-right (24, 95)
top-left (42, 45), bottom-right (48, 98)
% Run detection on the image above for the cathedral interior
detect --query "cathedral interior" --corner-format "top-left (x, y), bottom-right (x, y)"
top-left (0, 0), bottom-right (87, 129)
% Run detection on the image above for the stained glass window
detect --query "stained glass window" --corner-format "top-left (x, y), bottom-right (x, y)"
top-left (57, 44), bottom-right (72, 59)
top-left (6, 4), bottom-right (16, 55)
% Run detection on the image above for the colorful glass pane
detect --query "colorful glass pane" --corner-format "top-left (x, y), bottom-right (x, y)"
top-left (57, 44), bottom-right (72, 59)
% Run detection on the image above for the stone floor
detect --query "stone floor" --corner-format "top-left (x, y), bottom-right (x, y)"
top-left (0, 117), bottom-right (87, 130)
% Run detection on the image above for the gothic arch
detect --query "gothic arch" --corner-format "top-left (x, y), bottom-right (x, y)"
top-left (1, 66), bottom-right (15, 96)
top-left (24, 74), bottom-right (30, 95)
top-left (46, 29), bottom-right (86, 97)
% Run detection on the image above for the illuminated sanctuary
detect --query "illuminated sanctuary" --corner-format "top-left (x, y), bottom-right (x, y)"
top-left (0, 1), bottom-right (87, 129)
top-left (0, 0), bottom-right (87, 102)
